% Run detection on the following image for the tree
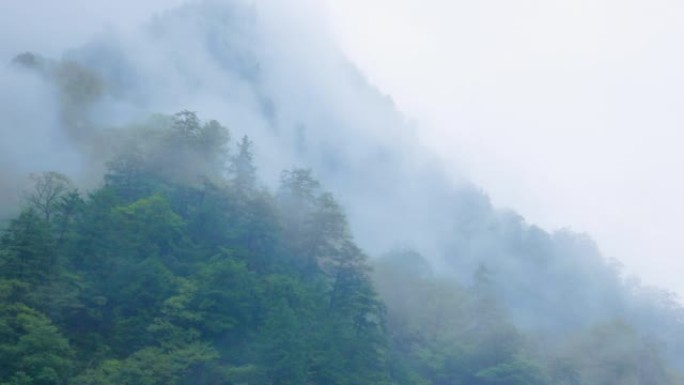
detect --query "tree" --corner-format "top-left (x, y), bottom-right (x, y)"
top-left (171, 110), bottom-right (203, 140)
top-left (0, 210), bottom-right (55, 285)
top-left (74, 344), bottom-right (218, 385)
top-left (558, 320), bottom-right (675, 385)
top-left (0, 304), bottom-right (75, 385)
top-left (109, 194), bottom-right (184, 260)
top-left (277, 169), bottom-right (323, 272)
top-left (229, 136), bottom-right (257, 194)
top-left (278, 169), bottom-right (320, 215)
top-left (53, 190), bottom-right (84, 244)
top-left (164, 111), bottom-right (230, 182)
top-left (25, 172), bottom-right (73, 223)
top-left (104, 146), bottom-right (156, 203)
top-left (257, 299), bottom-right (309, 385)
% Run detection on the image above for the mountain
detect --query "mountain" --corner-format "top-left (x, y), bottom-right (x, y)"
top-left (1, 0), bottom-right (683, 384)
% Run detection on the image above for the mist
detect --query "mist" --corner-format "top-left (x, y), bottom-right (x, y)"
top-left (2, 0), bottom-right (684, 382)
top-left (1, 0), bottom-right (454, 256)
top-left (325, 0), bottom-right (684, 297)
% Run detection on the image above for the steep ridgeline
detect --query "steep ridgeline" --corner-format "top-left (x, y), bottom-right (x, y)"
top-left (2, 0), bottom-right (684, 384)
top-left (75, 0), bottom-right (684, 356)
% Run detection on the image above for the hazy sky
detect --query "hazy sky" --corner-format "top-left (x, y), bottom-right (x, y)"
top-left (323, 0), bottom-right (684, 295)
top-left (0, 0), bottom-right (186, 58)
top-left (2, 0), bottom-right (684, 296)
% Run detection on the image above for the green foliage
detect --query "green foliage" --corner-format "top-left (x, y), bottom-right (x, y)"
top-left (0, 111), bottom-right (394, 384)
top-left (0, 110), bottom-right (678, 385)
top-left (0, 210), bottom-right (55, 285)
top-left (257, 298), bottom-right (309, 385)
top-left (0, 304), bottom-right (74, 385)
top-left (109, 194), bottom-right (184, 259)
top-left (73, 343), bottom-right (218, 385)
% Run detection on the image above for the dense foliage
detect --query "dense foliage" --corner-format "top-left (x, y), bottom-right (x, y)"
top-left (4, 4), bottom-right (684, 383)
top-left (1, 111), bottom-right (681, 385)
top-left (0, 112), bottom-right (388, 385)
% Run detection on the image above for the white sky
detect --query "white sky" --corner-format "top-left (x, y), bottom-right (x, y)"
top-left (323, 0), bottom-right (684, 295)
top-left (2, 0), bottom-right (684, 296)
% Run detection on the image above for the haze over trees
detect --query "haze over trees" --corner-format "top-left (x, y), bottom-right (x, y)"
top-left (1, 1), bottom-right (684, 384)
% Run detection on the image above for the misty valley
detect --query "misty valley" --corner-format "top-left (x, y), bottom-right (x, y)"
top-left (1, 1), bottom-right (684, 385)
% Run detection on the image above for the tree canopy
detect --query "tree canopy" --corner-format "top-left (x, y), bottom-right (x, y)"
top-left (0, 111), bottom-right (681, 385)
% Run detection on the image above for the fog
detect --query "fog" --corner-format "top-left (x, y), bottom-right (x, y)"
top-left (2, 0), bottom-right (684, 375)
top-left (0, 0), bottom-right (452, 255)
top-left (3, 0), bottom-right (681, 294)
top-left (324, 0), bottom-right (684, 297)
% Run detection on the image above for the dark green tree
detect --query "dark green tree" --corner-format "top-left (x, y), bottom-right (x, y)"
top-left (0, 210), bottom-right (55, 285)
top-left (0, 304), bottom-right (75, 385)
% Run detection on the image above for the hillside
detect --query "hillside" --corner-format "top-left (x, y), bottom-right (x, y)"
top-left (2, 1), bottom-right (684, 384)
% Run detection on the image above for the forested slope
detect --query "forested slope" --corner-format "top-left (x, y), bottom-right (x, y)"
top-left (2, 1), bottom-right (684, 384)
top-left (1, 111), bottom-right (680, 385)
top-left (0, 112), bottom-right (388, 384)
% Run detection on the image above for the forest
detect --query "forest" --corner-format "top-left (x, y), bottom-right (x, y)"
top-left (0, 109), bottom-right (680, 384)
top-left (2, 1), bottom-right (684, 384)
